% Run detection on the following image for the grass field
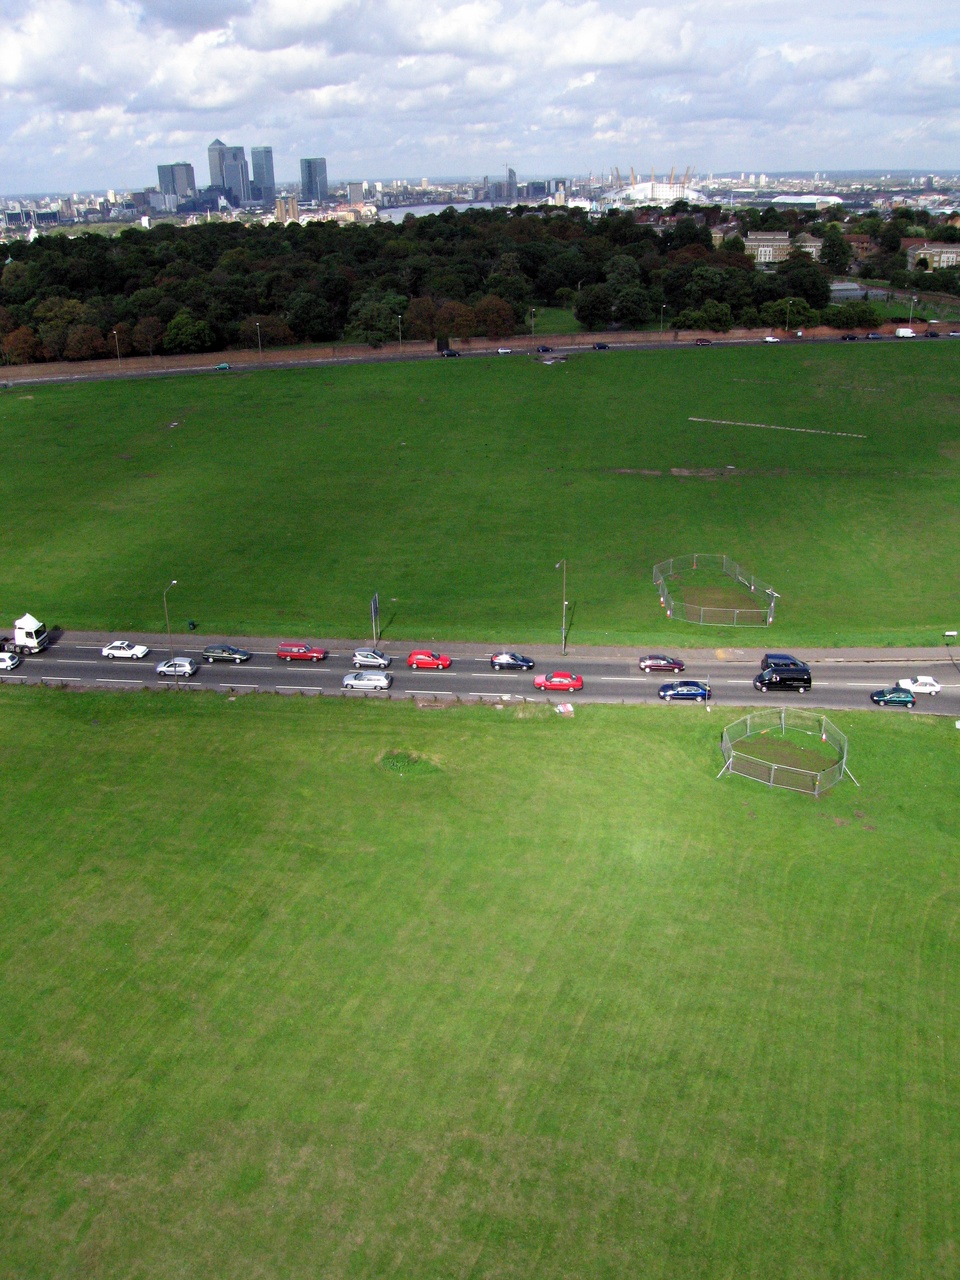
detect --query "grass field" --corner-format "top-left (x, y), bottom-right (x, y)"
top-left (732, 726), bottom-right (840, 771)
top-left (1, 689), bottom-right (958, 1277)
top-left (1, 341), bottom-right (959, 646)
top-left (528, 305), bottom-right (585, 335)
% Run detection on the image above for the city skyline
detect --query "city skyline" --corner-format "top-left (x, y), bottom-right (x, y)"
top-left (1, 0), bottom-right (959, 194)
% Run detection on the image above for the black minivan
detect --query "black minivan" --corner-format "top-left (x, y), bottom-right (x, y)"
top-left (754, 654), bottom-right (812, 694)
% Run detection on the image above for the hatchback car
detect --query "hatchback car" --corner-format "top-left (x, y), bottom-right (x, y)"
top-left (659, 680), bottom-right (710, 702)
top-left (533, 671), bottom-right (583, 691)
top-left (639, 654), bottom-right (684, 673)
top-left (439, 349), bottom-right (460, 357)
top-left (156, 657), bottom-right (198, 678)
top-left (865, 332), bottom-right (883, 340)
top-left (352, 648), bottom-right (391, 669)
top-left (896, 675), bottom-right (940, 696)
top-left (593, 342), bottom-right (610, 350)
top-left (277, 642), bottom-right (328, 662)
top-left (342, 671), bottom-right (392, 691)
top-left (0, 652), bottom-right (21, 672)
top-left (871, 686), bottom-right (915, 708)
top-left (497, 347), bottom-right (512, 355)
top-left (763, 336), bottom-right (780, 344)
top-left (841, 333), bottom-right (858, 341)
top-left (407, 650), bottom-right (451, 670)
top-left (536, 345), bottom-right (554, 353)
top-left (695, 338), bottom-right (712, 346)
top-left (102, 640), bottom-right (150, 660)
top-left (924, 330), bottom-right (940, 338)
top-left (202, 643), bottom-right (251, 664)
top-left (490, 652), bottom-right (535, 671)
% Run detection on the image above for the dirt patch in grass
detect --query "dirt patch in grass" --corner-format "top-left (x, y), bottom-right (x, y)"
top-left (734, 730), bottom-right (839, 772)
top-left (669, 567), bottom-right (771, 613)
top-left (378, 749), bottom-right (441, 777)
top-left (939, 441), bottom-right (960, 461)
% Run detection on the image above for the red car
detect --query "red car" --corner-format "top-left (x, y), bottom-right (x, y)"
top-left (407, 650), bottom-right (451, 670)
top-left (534, 671), bottom-right (584, 692)
top-left (638, 654), bottom-right (685, 673)
top-left (276, 642), bottom-right (328, 662)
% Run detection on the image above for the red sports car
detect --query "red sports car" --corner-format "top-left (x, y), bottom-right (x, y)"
top-left (534, 671), bottom-right (584, 691)
top-left (406, 650), bottom-right (452, 670)
top-left (277, 642), bottom-right (329, 662)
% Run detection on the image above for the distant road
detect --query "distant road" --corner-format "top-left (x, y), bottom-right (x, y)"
top-left (5, 631), bottom-right (958, 716)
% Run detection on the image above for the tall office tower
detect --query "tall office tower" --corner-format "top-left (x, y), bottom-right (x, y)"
top-left (157, 162), bottom-right (197, 199)
top-left (506, 167), bottom-right (518, 203)
top-left (276, 195), bottom-right (299, 224)
top-left (347, 181), bottom-right (364, 205)
top-left (208, 139), bottom-right (251, 203)
top-left (300, 157), bottom-right (328, 202)
top-left (251, 147), bottom-right (276, 204)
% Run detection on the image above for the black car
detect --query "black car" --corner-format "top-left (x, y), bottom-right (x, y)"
top-left (536, 345), bottom-right (553, 353)
top-left (202, 643), bottom-right (252, 664)
top-left (439, 349), bottom-right (460, 357)
top-left (593, 342), bottom-right (610, 350)
top-left (490, 651), bottom-right (535, 671)
top-left (924, 330), bottom-right (940, 338)
top-left (865, 332), bottom-right (883, 340)
top-left (695, 338), bottom-right (712, 346)
top-left (841, 333), bottom-right (858, 341)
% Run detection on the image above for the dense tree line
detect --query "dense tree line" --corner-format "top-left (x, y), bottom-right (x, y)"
top-left (2, 202), bottom-right (958, 364)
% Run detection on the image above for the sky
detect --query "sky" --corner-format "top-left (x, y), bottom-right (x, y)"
top-left (1, 0), bottom-right (959, 194)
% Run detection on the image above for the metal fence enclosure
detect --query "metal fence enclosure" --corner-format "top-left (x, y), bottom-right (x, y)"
top-left (719, 708), bottom-right (849, 797)
top-left (653, 553), bottom-right (777, 626)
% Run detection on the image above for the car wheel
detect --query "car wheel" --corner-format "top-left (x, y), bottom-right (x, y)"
top-left (696, 695), bottom-right (704, 703)
top-left (285, 656), bottom-right (291, 662)
top-left (206, 657), bottom-right (213, 664)
top-left (311, 656), bottom-right (318, 663)
top-left (930, 690), bottom-right (937, 696)
top-left (798, 687), bottom-right (806, 694)
top-left (235, 658), bottom-right (242, 664)
top-left (493, 664), bottom-right (500, 671)
top-left (411, 662), bottom-right (418, 669)
top-left (107, 652), bottom-right (114, 658)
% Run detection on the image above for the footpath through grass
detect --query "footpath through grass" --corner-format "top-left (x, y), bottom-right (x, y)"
top-left (1, 341), bottom-right (959, 646)
top-left (1, 689), bottom-right (959, 1278)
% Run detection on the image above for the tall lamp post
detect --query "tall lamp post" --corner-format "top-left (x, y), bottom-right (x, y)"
top-left (531, 306), bottom-right (536, 346)
top-left (111, 329), bottom-right (121, 369)
top-left (660, 303), bottom-right (666, 338)
top-left (784, 297), bottom-right (793, 335)
top-left (398, 314), bottom-right (403, 352)
top-left (555, 559), bottom-right (568, 655)
top-left (909, 295), bottom-right (918, 326)
top-left (163, 579), bottom-right (178, 689)
top-left (255, 321), bottom-right (262, 358)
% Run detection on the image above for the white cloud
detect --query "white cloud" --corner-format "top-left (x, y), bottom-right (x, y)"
top-left (0, 0), bottom-right (959, 193)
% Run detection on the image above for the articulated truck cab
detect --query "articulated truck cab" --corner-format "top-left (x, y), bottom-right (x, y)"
top-left (0, 613), bottom-right (50, 654)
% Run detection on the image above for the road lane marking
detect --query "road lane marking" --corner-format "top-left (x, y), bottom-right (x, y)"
top-left (42, 676), bottom-right (81, 681)
top-left (218, 682), bottom-right (259, 689)
top-left (56, 659), bottom-right (97, 664)
top-left (600, 677), bottom-right (648, 682)
top-left (97, 678), bottom-right (143, 684)
top-left (407, 689), bottom-right (454, 695)
top-left (276, 684), bottom-right (324, 691)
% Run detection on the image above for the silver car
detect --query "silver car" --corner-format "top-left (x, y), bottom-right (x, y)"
top-left (352, 648), bottom-right (391, 669)
top-left (342, 671), bottom-right (392, 691)
top-left (0, 652), bottom-right (21, 672)
top-left (156, 657), bottom-right (199, 678)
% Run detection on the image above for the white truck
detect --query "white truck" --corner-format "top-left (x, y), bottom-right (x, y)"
top-left (0, 613), bottom-right (50, 655)
top-left (895, 327), bottom-right (916, 338)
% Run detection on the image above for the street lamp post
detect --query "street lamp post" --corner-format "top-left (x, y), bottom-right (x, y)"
top-left (555, 559), bottom-right (568, 655)
top-left (111, 329), bottom-right (121, 368)
top-left (531, 307), bottom-right (536, 346)
top-left (909, 295), bottom-right (917, 325)
top-left (398, 314), bottom-right (402, 352)
top-left (255, 321), bottom-right (262, 358)
top-left (660, 303), bottom-right (666, 338)
top-left (784, 297), bottom-right (793, 335)
top-left (163, 579), bottom-right (178, 689)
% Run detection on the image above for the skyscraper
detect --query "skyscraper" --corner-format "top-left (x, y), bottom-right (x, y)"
top-left (251, 147), bottom-right (276, 205)
top-left (157, 162), bottom-right (196, 199)
top-left (208, 139), bottom-right (251, 204)
top-left (300, 157), bottom-right (328, 202)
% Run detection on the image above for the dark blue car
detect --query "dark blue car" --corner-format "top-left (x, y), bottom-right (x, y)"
top-left (659, 680), bottom-right (711, 703)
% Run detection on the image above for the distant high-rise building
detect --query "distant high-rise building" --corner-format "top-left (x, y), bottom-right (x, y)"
top-left (300, 157), bottom-right (328, 202)
top-left (276, 195), bottom-right (299, 224)
top-left (506, 167), bottom-right (518, 203)
top-left (208, 139), bottom-right (251, 204)
top-left (157, 162), bottom-right (196, 199)
top-left (251, 147), bottom-right (276, 205)
top-left (347, 181), bottom-right (364, 205)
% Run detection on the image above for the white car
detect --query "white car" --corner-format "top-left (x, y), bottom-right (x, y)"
top-left (497, 347), bottom-right (512, 354)
top-left (342, 671), bottom-right (392, 691)
top-left (897, 676), bottom-right (941, 696)
top-left (156, 657), bottom-right (198, 678)
top-left (763, 336), bottom-right (781, 344)
top-left (102, 640), bottom-right (150, 660)
top-left (0, 652), bottom-right (21, 672)
top-left (353, 648), bottom-right (391, 669)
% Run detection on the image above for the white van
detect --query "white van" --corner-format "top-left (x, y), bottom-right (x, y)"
top-left (895, 327), bottom-right (916, 338)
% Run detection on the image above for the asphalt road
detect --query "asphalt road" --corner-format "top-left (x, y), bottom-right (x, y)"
top-left (3, 632), bottom-right (959, 717)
